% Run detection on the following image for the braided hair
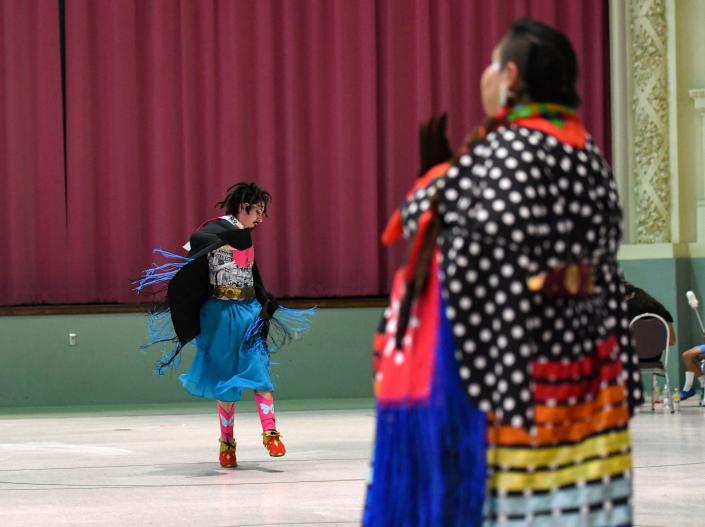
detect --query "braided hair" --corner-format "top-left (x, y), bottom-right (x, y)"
top-left (215, 182), bottom-right (271, 217)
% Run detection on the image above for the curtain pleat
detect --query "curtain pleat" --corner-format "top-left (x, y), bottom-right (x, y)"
top-left (0, 0), bottom-right (67, 304)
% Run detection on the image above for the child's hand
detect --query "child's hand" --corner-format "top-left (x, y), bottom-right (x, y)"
top-left (261, 299), bottom-right (279, 320)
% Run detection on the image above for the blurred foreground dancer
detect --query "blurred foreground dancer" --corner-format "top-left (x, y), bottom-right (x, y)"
top-left (366, 18), bottom-right (641, 526)
top-left (136, 182), bottom-right (315, 467)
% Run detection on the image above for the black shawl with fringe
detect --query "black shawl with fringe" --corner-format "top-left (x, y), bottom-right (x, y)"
top-left (167, 218), bottom-right (275, 346)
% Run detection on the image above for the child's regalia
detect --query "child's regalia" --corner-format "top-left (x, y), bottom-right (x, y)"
top-left (135, 215), bottom-right (315, 402)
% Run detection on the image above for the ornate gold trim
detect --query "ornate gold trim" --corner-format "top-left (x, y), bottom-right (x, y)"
top-left (629, 0), bottom-right (672, 243)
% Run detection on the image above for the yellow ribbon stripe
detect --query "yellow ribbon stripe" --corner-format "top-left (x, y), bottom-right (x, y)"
top-left (489, 453), bottom-right (632, 492)
top-left (489, 430), bottom-right (630, 469)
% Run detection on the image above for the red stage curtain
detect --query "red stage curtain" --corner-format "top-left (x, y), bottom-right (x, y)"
top-left (0, 1), bottom-right (67, 304)
top-left (2, 0), bottom-right (610, 304)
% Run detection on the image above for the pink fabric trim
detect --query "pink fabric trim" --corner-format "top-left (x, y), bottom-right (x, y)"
top-left (232, 246), bottom-right (255, 268)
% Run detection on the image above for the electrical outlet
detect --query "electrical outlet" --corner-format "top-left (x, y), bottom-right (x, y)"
top-left (69, 333), bottom-right (78, 346)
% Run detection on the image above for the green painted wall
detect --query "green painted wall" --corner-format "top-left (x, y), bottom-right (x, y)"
top-left (0, 308), bottom-right (380, 409)
top-left (2, 256), bottom-right (703, 409)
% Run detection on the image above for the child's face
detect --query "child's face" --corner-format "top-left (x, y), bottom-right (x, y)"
top-left (237, 201), bottom-right (266, 229)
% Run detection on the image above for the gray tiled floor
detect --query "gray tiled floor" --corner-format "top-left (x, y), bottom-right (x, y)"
top-left (0, 402), bottom-right (703, 526)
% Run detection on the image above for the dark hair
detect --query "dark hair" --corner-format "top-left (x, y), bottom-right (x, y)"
top-left (215, 182), bottom-right (271, 216)
top-left (500, 18), bottom-right (580, 108)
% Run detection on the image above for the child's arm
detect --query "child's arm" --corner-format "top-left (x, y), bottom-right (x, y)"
top-left (253, 262), bottom-right (278, 319)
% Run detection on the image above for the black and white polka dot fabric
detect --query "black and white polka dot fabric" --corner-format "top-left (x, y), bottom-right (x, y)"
top-left (400, 125), bottom-right (643, 426)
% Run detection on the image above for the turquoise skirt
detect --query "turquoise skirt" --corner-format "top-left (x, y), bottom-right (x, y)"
top-left (179, 298), bottom-right (273, 402)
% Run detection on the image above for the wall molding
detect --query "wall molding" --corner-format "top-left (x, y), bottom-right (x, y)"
top-left (619, 242), bottom-right (705, 260)
top-left (689, 88), bottom-right (705, 244)
top-left (628, 0), bottom-right (672, 243)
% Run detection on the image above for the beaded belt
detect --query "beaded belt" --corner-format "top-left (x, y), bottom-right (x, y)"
top-left (527, 263), bottom-right (594, 296)
top-left (213, 285), bottom-right (256, 300)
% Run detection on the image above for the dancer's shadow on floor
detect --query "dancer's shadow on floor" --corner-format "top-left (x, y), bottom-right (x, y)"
top-left (148, 461), bottom-right (283, 479)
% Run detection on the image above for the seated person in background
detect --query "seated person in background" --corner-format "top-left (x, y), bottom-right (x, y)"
top-left (624, 280), bottom-right (676, 346)
top-left (680, 339), bottom-right (705, 400)
top-left (623, 280), bottom-right (704, 400)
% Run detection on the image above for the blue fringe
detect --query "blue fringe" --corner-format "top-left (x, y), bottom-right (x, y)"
top-left (242, 305), bottom-right (317, 355)
top-left (133, 249), bottom-right (191, 294)
top-left (138, 307), bottom-right (190, 375)
top-left (152, 341), bottom-right (183, 376)
top-left (134, 249), bottom-right (192, 374)
top-left (364, 293), bottom-right (487, 527)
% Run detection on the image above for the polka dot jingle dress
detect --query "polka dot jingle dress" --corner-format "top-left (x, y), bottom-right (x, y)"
top-left (373, 107), bottom-right (643, 526)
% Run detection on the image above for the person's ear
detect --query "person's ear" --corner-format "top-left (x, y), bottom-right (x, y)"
top-left (503, 61), bottom-right (520, 91)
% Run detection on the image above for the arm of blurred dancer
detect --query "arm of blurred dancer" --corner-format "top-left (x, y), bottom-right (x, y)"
top-left (593, 185), bottom-right (646, 411)
top-left (389, 163), bottom-right (449, 243)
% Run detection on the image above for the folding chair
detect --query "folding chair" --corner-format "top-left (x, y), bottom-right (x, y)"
top-left (629, 313), bottom-right (673, 412)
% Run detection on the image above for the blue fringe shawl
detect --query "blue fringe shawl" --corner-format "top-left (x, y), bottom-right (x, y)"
top-left (363, 293), bottom-right (488, 527)
top-left (133, 249), bottom-right (192, 374)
